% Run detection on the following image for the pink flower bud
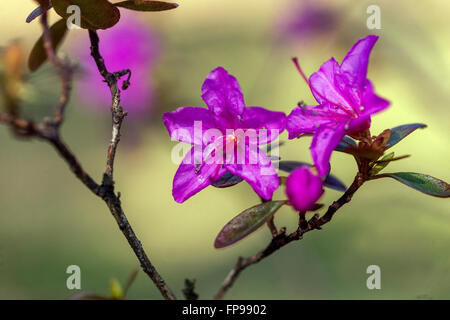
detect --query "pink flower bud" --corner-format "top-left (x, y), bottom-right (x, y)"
top-left (285, 166), bottom-right (324, 212)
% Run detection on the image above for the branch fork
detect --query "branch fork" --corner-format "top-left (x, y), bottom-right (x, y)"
top-left (1, 6), bottom-right (175, 300)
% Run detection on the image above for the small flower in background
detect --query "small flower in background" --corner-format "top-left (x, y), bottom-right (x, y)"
top-left (74, 13), bottom-right (160, 117)
top-left (278, 0), bottom-right (340, 43)
top-left (286, 35), bottom-right (390, 178)
top-left (163, 67), bottom-right (285, 203)
top-left (285, 166), bottom-right (324, 212)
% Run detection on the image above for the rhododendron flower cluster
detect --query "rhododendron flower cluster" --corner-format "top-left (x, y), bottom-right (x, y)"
top-left (165, 35), bottom-right (389, 214)
top-left (162, 34), bottom-right (447, 252)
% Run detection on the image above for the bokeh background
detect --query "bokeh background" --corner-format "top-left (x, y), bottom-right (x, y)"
top-left (0, 0), bottom-right (449, 299)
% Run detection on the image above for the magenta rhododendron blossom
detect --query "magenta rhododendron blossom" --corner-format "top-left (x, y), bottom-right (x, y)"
top-left (163, 67), bottom-right (285, 203)
top-left (75, 13), bottom-right (160, 117)
top-left (285, 166), bottom-right (324, 212)
top-left (286, 35), bottom-right (390, 177)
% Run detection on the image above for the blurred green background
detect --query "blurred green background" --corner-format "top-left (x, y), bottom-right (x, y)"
top-left (0, 0), bottom-right (449, 299)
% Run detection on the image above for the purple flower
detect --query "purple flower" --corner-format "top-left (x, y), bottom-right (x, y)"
top-left (285, 166), bottom-right (324, 212)
top-left (75, 13), bottom-right (160, 117)
top-left (163, 67), bottom-right (286, 203)
top-left (286, 35), bottom-right (390, 177)
top-left (279, 0), bottom-right (339, 43)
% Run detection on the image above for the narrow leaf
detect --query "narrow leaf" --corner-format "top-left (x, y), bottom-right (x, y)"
top-left (215, 201), bottom-right (287, 248)
top-left (115, 0), bottom-right (178, 11)
top-left (370, 152), bottom-right (394, 175)
top-left (323, 173), bottom-right (347, 192)
top-left (372, 172), bottom-right (450, 198)
top-left (52, 0), bottom-right (120, 30)
top-left (265, 141), bottom-right (284, 155)
top-left (386, 123), bottom-right (427, 149)
top-left (278, 160), bottom-right (310, 172)
top-left (212, 171), bottom-right (243, 188)
top-left (335, 136), bottom-right (357, 152)
top-left (278, 161), bottom-right (346, 191)
top-left (26, 2), bottom-right (53, 23)
top-left (28, 19), bottom-right (68, 71)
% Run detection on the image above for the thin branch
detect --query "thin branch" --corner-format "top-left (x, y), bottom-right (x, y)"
top-left (261, 197), bottom-right (279, 237)
top-left (46, 135), bottom-right (102, 194)
top-left (86, 29), bottom-right (175, 300)
top-left (214, 173), bottom-right (365, 300)
top-left (88, 30), bottom-right (130, 181)
top-left (266, 215), bottom-right (279, 238)
top-left (1, 6), bottom-right (176, 300)
top-left (122, 269), bottom-right (139, 298)
top-left (39, 9), bottom-right (72, 127)
top-left (182, 279), bottom-right (199, 300)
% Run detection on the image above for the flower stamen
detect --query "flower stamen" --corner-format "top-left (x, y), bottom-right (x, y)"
top-left (292, 57), bottom-right (309, 86)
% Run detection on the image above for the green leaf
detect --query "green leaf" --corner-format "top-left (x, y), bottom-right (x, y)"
top-left (278, 161), bottom-right (347, 192)
top-left (26, 2), bottom-right (53, 23)
top-left (386, 123), bottom-right (427, 149)
top-left (109, 278), bottom-right (123, 299)
top-left (214, 200), bottom-right (287, 248)
top-left (335, 136), bottom-right (357, 152)
top-left (278, 160), bottom-right (310, 172)
top-left (52, 0), bottom-right (120, 30)
top-left (212, 171), bottom-right (243, 188)
top-left (28, 19), bottom-right (68, 71)
top-left (115, 0), bottom-right (178, 11)
top-left (370, 152), bottom-right (395, 175)
top-left (323, 173), bottom-right (347, 192)
top-left (372, 172), bottom-right (450, 198)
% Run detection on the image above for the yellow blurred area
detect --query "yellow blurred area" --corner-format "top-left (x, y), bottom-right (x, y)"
top-left (0, 0), bottom-right (449, 299)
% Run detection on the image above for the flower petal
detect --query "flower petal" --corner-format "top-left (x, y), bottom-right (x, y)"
top-left (163, 107), bottom-right (217, 145)
top-left (310, 124), bottom-right (346, 178)
top-left (286, 104), bottom-right (347, 139)
top-left (347, 80), bottom-right (390, 134)
top-left (225, 147), bottom-right (280, 200)
top-left (309, 58), bottom-right (354, 113)
top-left (361, 80), bottom-right (390, 115)
top-left (340, 35), bottom-right (378, 89)
top-left (240, 106), bottom-right (286, 144)
top-left (201, 67), bottom-right (245, 121)
top-left (172, 147), bottom-right (222, 203)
